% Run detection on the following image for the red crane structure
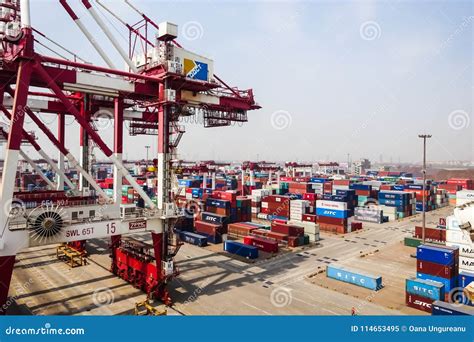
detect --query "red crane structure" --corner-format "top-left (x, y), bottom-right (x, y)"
top-left (0, 0), bottom-right (259, 311)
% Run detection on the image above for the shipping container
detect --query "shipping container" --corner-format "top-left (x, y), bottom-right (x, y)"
top-left (326, 264), bottom-right (382, 291)
top-left (406, 277), bottom-right (445, 301)
top-left (417, 245), bottom-right (458, 266)
top-left (431, 300), bottom-right (474, 315)
top-left (316, 207), bottom-right (349, 219)
top-left (405, 292), bottom-right (433, 313)
top-left (178, 231), bottom-right (208, 247)
top-left (243, 236), bottom-right (278, 253)
top-left (416, 260), bottom-right (458, 279)
top-left (224, 241), bottom-right (258, 259)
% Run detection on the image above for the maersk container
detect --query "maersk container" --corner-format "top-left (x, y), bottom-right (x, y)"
top-left (224, 241), bottom-right (258, 259)
top-left (431, 300), bottom-right (474, 315)
top-left (417, 245), bottom-right (458, 266)
top-left (417, 272), bottom-right (457, 292)
top-left (179, 231), bottom-right (208, 247)
top-left (326, 264), bottom-right (382, 291)
top-left (316, 208), bottom-right (349, 219)
top-left (459, 270), bottom-right (474, 288)
top-left (405, 277), bottom-right (445, 301)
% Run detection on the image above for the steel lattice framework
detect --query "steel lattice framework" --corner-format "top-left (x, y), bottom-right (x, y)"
top-left (0, 0), bottom-right (259, 312)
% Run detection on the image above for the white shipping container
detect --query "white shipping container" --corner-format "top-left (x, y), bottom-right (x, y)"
top-left (453, 205), bottom-right (474, 226)
top-left (457, 190), bottom-right (474, 200)
top-left (446, 242), bottom-right (474, 258)
top-left (459, 256), bottom-right (474, 273)
top-left (261, 202), bottom-right (269, 209)
top-left (251, 207), bottom-right (260, 214)
top-left (446, 229), bottom-right (473, 245)
top-left (316, 200), bottom-right (347, 211)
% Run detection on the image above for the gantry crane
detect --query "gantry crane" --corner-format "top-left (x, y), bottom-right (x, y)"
top-left (0, 0), bottom-right (259, 312)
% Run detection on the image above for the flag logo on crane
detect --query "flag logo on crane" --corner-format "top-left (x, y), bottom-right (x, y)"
top-left (184, 58), bottom-right (208, 81)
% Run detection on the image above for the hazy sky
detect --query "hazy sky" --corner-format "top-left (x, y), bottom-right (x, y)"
top-left (3, 0), bottom-right (473, 163)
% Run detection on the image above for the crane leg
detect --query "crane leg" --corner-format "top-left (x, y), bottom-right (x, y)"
top-left (0, 256), bottom-right (16, 315)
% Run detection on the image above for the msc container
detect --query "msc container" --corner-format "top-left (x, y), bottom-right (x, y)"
top-left (406, 277), bottom-right (445, 301)
top-left (405, 292), bottom-right (434, 313)
top-left (417, 245), bottom-right (458, 266)
top-left (431, 300), bottom-right (474, 315)
top-left (224, 241), bottom-right (258, 259)
top-left (326, 264), bottom-right (382, 291)
top-left (179, 231), bottom-right (208, 247)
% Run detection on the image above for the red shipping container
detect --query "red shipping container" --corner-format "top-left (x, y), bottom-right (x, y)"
top-left (243, 236), bottom-right (278, 253)
top-left (273, 218), bottom-right (288, 224)
top-left (351, 222), bottom-right (363, 231)
top-left (287, 236), bottom-right (300, 247)
top-left (405, 292), bottom-right (433, 313)
top-left (302, 214), bottom-right (317, 223)
top-left (316, 215), bottom-right (347, 226)
top-left (416, 260), bottom-right (457, 279)
top-left (333, 180), bottom-right (350, 186)
top-left (266, 231), bottom-right (288, 242)
top-left (303, 193), bottom-right (317, 201)
top-left (194, 220), bottom-right (223, 235)
top-left (414, 226), bottom-right (446, 242)
top-left (271, 222), bottom-right (304, 236)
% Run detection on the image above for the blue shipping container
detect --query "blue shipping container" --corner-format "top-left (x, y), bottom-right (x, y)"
top-left (206, 198), bottom-right (230, 209)
top-left (326, 264), bottom-right (382, 291)
top-left (224, 241), bottom-right (258, 259)
top-left (417, 272), bottom-right (457, 292)
top-left (179, 231), bottom-right (208, 247)
top-left (417, 245), bottom-right (458, 266)
top-left (431, 301), bottom-right (474, 316)
top-left (378, 192), bottom-right (409, 200)
top-left (316, 208), bottom-right (349, 219)
top-left (459, 271), bottom-right (474, 288)
top-left (201, 212), bottom-right (227, 225)
top-left (405, 277), bottom-right (445, 301)
top-left (378, 198), bottom-right (408, 206)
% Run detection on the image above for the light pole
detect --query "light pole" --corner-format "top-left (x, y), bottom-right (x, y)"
top-left (145, 145), bottom-right (150, 167)
top-left (418, 134), bottom-right (431, 244)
